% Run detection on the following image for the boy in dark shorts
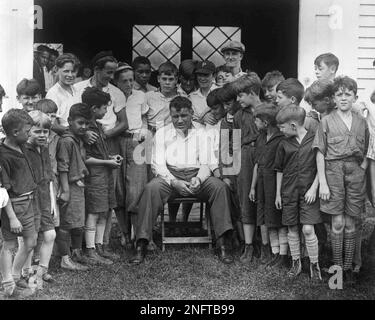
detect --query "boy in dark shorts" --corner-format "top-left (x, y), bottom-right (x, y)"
top-left (22, 111), bottom-right (56, 288)
top-left (249, 103), bottom-right (287, 266)
top-left (231, 73), bottom-right (261, 264)
top-left (55, 103), bottom-right (91, 271)
top-left (313, 76), bottom-right (369, 283)
top-left (0, 109), bottom-right (37, 297)
top-left (82, 87), bottom-right (121, 264)
top-left (275, 106), bottom-right (322, 280)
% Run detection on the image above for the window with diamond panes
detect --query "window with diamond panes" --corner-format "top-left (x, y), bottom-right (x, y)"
top-left (193, 26), bottom-right (241, 66)
top-left (132, 25), bottom-right (181, 71)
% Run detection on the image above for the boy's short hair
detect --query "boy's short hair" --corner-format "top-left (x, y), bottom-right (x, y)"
top-left (158, 61), bottom-right (178, 77)
top-left (215, 65), bottom-right (232, 74)
top-left (276, 105), bottom-right (306, 126)
top-left (314, 53), bottom-right (339, 72)
top-left (35, 99), bottom-right (58, 114)
top-left (16, 78), bottom-right (41, 96)
top-left (28, 110), bottom-right (52, 129)
top-left (81, 87), bottom-right (111, 109)
top-left (231, 72), bottom-right (261, 95)
top-left (169, 96), bottom-right (193, 112)
top-left (304, 80), bottom-right (335, 110)
top-left (276, 78), bottom-right (305, 104)
top-left (68, 103), bottom-right (91, 121)
top-left (254, 103), bottom-right (280, 127)
top-left (55, 53), bottom-right (81, 71)
top-left (91, 51), bottom-right (118, 69)
top-left (179, 59), bottom-right (197, 78)
top-left (1, 108), bottom-right (34, 135)
top-left (132, 56), bottom-right (151, 70)
top-left (262, 70), bottom-right (285, 88)
top-left (206, 88), bottom-right (222, 108)
top-left (332, 76), bottom-right (358, 95)
top-left (217, 82), bottom-right (237, 103)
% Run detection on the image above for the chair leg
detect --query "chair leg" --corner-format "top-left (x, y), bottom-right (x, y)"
top-left (206, 203), bottom-right (212, 250)
top-left (161, 208), bottom-right (165, 252)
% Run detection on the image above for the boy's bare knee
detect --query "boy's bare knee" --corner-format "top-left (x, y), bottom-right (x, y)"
top-left (302, 224), bottom-right (314, 236)
top-left (332, 215), bottom-right (344, 233)
top-left (23, 235), bottom-right (37, 250)
top-left (44, 229), bottom-right (56, 243)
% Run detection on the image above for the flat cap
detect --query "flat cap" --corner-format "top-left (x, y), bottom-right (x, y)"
top-left (220, 40), bottom-right (245, 54)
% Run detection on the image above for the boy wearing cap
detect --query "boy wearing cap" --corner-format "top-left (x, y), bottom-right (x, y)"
top-left (189, 60), bottom-right (219, 124)
top-left (132, 56), bottom-right (157, 93)
top-left (221, 41), bottom-right (247, 79)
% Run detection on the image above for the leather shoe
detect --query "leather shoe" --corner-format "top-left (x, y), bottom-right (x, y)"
top-left (218, 245), bottom-right (234, 264)
top-left (130, 242), bottom-right (147, 265)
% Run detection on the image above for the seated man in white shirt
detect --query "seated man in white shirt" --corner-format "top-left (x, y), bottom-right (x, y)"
top-left (130, 96), bottom-right (234, 265)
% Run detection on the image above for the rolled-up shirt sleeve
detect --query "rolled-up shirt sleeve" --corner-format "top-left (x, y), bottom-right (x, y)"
top-left (151, 129), bottom-right (176, 185)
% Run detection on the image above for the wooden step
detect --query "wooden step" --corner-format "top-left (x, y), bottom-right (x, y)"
top-left (162, 236), bottom-right (212, 244)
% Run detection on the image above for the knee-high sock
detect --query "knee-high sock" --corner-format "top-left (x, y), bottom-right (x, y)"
top-left (279, 227), bottom-right (288, 255)
top-left (305, 229), bottom-right (319, 264)
top-left (331, 231), bottom-right (344, 268)
top-left (287, 229), bottom-right (300, 260)
top-left (343, 230), bottom-right (356, 271)
top-left (85, 214), bottom-right (97, 249)
top-left (95, 216), bottom-right (107, 245)
top-left (269, 228), bottom-right (280, 254)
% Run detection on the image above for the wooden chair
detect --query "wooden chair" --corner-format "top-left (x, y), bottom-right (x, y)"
top-left (161, 197), bottom-right (213, 251)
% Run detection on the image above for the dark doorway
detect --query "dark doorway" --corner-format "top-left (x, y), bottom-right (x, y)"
top-left (34, 0), bottom-right (299, 79)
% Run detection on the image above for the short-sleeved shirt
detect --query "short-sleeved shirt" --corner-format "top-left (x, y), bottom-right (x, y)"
top-left (125, 89), bottom-right (149, 133)
top-left (233, 106), bottom-right (259, 147)
top-left (255, 131), bottom-right (285, 170)
top-left (145, 91), bottom-right (179, 130)
top-left (0, 141), bottom-right (36, 198)
top-left (57, 131), bottom-right (88, 183)
top-left (85, 120), bottom-right (110, 160)
top-left (312, 109), bottom-right (369, 162)
top-left (133, 81), bottom-right (157, 93)
top-left (48, 131), bottom-right (60, 176)
top-left (274, 130), bottom-right (317, 193)
top-left (46, 82), bottom-right (81, 127)
top-left (188, 84), bottom-right (219, 121)
top-left (74, 79), bottom-right (126, 132)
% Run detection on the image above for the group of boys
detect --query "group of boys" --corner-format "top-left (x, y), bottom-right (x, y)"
top-left (0, 42), bottom-right (374, 298)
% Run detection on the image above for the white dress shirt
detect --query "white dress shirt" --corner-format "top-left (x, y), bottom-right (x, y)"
top-left (125, 89), bottom-right (149, 134)
top-left (74, 79), bottom-right (126, 131)
top-left (152, 121), bottom-right (219, 185)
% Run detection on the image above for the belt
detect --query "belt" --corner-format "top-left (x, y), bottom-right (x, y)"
top-left (10, 193), bottom-right (34, 203)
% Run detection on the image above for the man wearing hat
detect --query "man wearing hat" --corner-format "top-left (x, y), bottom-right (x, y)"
top-left (220, 40), bottom-right (247, 79)
top-left (188, 60), bottom-right (219, 123)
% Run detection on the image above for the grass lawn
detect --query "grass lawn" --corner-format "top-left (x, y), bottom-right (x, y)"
top-left (1, 205), bottom-right (375, 300)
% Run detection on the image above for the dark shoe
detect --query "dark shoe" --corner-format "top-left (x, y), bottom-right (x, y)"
top-left (288, 258), bottom-right (302, 278)
top-left (71, 248), bottom-right (93, 266)
top-left (310, 262), bottom-right (322, 281)
top-left (85, 248), bottom-right (113, 265)
top-left (266, 253), bottom-right (280, 269)
top-left (218, 246), bottom-right (234, 264)
top-left (130, 242), bottom-right (147, 265)
top-left (96, 243), bottom-right (120, 261)
top-left (15, 276), bottom-right (29, 289)
top-left (259, 244), bottom-right (272, 264)
top-left (240, 244), bottom-right (254, 264)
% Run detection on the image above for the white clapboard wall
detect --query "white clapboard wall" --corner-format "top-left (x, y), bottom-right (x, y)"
top-left (358, 1), bottom-right (375, 104)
